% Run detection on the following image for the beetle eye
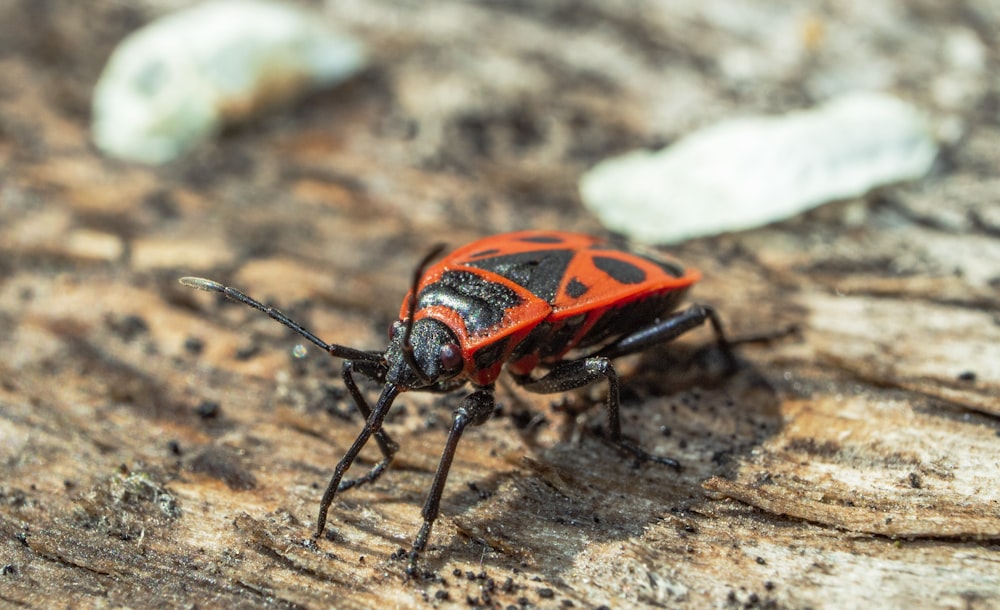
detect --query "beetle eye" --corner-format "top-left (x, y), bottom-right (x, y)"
top-left (439, 343), bottom-right (462, 371)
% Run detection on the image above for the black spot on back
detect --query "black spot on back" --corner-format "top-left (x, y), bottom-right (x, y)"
top-left (565, 277), bottom-right (588, 298)
top-left (593, 256), bottom-right (646, 284)
top-left (650, 258), bottom-right (685, 278)
top-left (465, 249), bottom-right (574, 303)
top-left (518, 235), bottom-right (564, 244)
top-left (418, 270), bottom-right (521, 334)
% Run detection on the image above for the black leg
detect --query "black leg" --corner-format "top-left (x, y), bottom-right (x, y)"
top-left (315, 383), bottom-right (401, 540)
top-left (515, 358), bottom-right (680, 469)
top-left (407, 388), bottom-right (495, 575)
top-left (336, 361), bottom-right (400, 493)
top-left (594, 304), bottom-right (734, 369)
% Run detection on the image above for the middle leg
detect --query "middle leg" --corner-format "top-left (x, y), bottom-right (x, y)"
top-left (514, 358), bottom-right (680, 469)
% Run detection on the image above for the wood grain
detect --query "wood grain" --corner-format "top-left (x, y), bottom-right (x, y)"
top-left (1, 1), bottom-right (997, 608)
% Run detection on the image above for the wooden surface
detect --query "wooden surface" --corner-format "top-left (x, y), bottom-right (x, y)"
top-left (1, 1), bottom-right (998, 608)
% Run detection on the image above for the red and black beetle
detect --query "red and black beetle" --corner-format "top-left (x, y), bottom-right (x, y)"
top-left (180, 230), bottom-right (734, 571)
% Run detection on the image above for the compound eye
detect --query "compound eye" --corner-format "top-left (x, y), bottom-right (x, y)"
top-left (388, 321), bottom-right (403, 341)
top-left (439, 343), bottom-right (463, 371)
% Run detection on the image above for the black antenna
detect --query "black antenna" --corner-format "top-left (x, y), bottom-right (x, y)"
top-left (400, 243), bottom-right (446, 384)
top-left (179, 277), bottom-right (382, 363)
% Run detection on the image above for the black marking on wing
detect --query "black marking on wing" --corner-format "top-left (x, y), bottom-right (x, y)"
top-left (464, 249), bottom-right (574, 303)
top-left (593, 256), bottom-right (646, 285)
top-left (590, 240), bottom-right (686, 279)
top-left (648, 256), bottom-right (685, 278)
top-left (565, 277), bottom-right (589, 299)
top-left (517, 234), bottom-right (565, 244)
top-left (418, 270), bottom-right (522, 334)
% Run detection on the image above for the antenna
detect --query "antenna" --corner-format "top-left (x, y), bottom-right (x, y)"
top-left (179, 277), bottom-right (383, 363)
top-left (400, 243), bottom-right (446, 384)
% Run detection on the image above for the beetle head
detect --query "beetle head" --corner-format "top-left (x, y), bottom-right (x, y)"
top-left (384, 318), bottom-right (464, 389)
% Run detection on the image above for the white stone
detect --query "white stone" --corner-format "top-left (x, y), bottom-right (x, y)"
top-left (92, 0), bottom-right (366, 164)
top-left (579, 92), bottom-right (938, 244)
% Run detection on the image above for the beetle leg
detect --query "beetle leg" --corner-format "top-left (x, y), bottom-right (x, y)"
top-left (594, 304), bottom-right (734, 369)
top-left (315, 384), bottom-right (400, 540)
top-left (514, 358), bottom-right (681, 469)
top-left (336, 361), bottom-right (401, 492)
top-left (407, 388), bottom-right (495, 575)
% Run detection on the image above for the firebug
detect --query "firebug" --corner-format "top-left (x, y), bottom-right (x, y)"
top-left (180, 230), bottom-right (736, 573)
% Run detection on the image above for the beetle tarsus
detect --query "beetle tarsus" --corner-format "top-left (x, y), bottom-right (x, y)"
top-left (616, 438), bottom-right (682, 471)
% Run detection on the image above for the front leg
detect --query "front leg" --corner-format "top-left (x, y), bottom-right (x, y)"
top-left (337, 362), bottom-right (465, 494)
top-left (514, 358), bottom-right (680, 469)
top-left (315, 383), bottom-right (401, 540)
top-left (336, 360), bottom-right (400, 492)
top-left (407, 388), bottom-right (496, 576)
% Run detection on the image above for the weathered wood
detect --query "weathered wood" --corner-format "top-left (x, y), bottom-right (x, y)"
top-left (1, 1), bottom-right (997, 608)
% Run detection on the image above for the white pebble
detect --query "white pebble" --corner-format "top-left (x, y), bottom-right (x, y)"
top-left (92, 0), bottom-right (366, 164)
top-left (579, 92), bottom-right (938, 244)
